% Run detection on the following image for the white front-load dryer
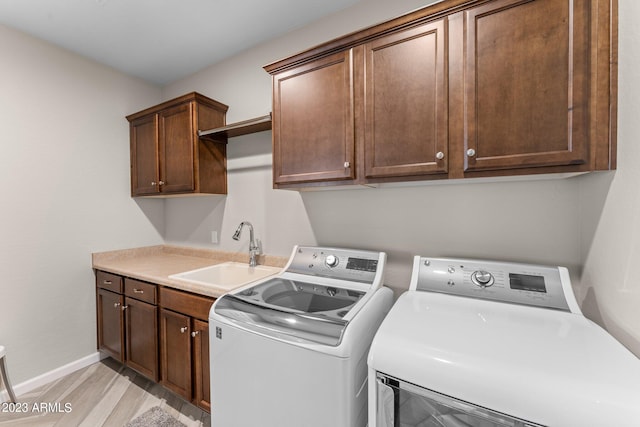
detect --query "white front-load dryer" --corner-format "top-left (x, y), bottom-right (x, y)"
top-left (210, 246), bottom-right (393, 427)
top-left (368, 256), bottom-right (640, 427)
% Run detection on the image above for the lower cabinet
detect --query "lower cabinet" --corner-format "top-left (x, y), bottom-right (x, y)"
top-left (124, 297), bottom-right (158, 381)
top-left (192, 319), bottom-right (210, 412)
top-left (96, 271), bottom-right (214, 412)
top-left (97, 286), bottom-right (124, 362)
top-left (159, 309), bottom-right (192, 398)
top-left (97, 272), bottom-right (159, 381)
top-left (159, 286), bottom-right (214, 412)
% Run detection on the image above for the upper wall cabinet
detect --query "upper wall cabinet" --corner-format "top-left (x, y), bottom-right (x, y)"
top-left (264, 0), bottom-right (617, 188)
top-left (271, 50), bottom-right (356, 185)
top-left (452, 0), bottom-right (590, 175)
top-left (363, 19), bottom-right (448, 179)
top-left (126, 92), bottom-right (228, 197)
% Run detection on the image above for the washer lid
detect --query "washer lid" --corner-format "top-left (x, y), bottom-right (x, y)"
top-left (214, 293), bottom-right (350, 346)
top-left (368, 291), bottom-right (640, 426)
top-left (233, 277), bottom-right (365, 322)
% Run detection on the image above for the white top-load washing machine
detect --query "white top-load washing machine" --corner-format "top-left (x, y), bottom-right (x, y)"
top-left (368, 256), bottom-right (640, 427)
top-left (210, 245), bottom-right (394, 427)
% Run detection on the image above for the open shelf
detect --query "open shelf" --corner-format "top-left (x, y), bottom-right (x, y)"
top-left (198, 113), bottom-right (272, 142)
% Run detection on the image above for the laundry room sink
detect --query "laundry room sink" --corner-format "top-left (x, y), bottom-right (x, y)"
top-left (169, 262), bottom-right (281, 290)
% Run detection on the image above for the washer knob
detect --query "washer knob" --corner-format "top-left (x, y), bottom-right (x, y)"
top-left (472, 270), bottom-right (493, 287)
top-left (325, 255), bottom-right (339, 268)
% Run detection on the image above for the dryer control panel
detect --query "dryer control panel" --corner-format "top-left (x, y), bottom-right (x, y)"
top-left (286, 246), bottom-right (384, 284)
top-left (411, 257), bottom-right (575, 312)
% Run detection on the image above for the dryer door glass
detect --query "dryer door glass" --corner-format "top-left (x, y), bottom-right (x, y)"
top-left (375, 375), bottom-right (542, 427)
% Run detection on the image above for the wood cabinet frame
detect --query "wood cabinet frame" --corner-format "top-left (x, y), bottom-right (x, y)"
top-left (97, 273), bottom-right (159, 381)
top-left (363, 19), bottom-right (448, 179)
top-left (265, 0), bottom-right (617, 188)
top-left (96, 271), bottom-right (213, 412)
top-left (97, 288), bottom-right (125, 363)
top-left (272, 50), bottom-right (356, 184)
top-left (127, 92), bottom-right (228, 197)
top-left (158, 286), bottom-right (214, 412)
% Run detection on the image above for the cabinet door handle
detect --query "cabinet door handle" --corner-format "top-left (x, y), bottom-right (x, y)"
top-left (466, 148), bottom-right (476, 157)
top-left (343, 162), bottom-right (350, 168)
top-left (436, 151), bottom-right (445, 160)
top-left (191, 331), bottom-right (200, 337)
top-left (133, 289), bottom-right (144, 294)
top-left (180, 327), bottom-right (188, 333)
top-left (151, 181), bottom-right (157, 186)
top-left (121, 305), bottom-right (128, 311)
top-left (113, 302), bottom-right (121, 308)
top-left (158, 180), bottom-right (165, 186)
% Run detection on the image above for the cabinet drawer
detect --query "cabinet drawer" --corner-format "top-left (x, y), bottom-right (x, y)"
top-left (125, 278), bottom-right (157, 305)
top-left (160, 287), bottom-right (214, 320)
top-left (96, 271), bottom-right (123, 293)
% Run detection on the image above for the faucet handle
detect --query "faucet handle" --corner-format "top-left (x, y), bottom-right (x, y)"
top-left (250, 239), bottom-right (262, 254)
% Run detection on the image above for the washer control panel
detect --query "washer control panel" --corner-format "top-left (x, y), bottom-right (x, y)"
top-left (286, 246), bottom-right (382, 284)
top-left (413, 257), bottom-right (571, 311)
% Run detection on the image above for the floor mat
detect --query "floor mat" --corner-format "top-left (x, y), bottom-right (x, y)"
top-left (125, 406), bottom-right (187, 427)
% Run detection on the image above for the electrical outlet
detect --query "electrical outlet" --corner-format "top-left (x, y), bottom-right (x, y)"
top-left (211, 231), bottom-right (218, 244)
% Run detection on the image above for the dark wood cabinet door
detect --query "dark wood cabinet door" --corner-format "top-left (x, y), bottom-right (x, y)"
top-left (192, 319), bottom-right (210, 412)
top-left (160, 308), bottom-right (192, 400)
top-left (130, 115), bottom-right (159, 196)
top-left (457, 0), bottom-right (589, 172)
top-left (158, 103), bottom-right (196, 193)
top-left (363, 19), bottom-right (448, 178)
top-left (125, 297), bottom-right (158, 382)
top-left (272, 50), bottom-right (356, 185)
top-left (97, 289), bottom-right (124, 362)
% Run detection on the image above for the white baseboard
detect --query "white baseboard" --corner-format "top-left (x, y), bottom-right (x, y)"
top-left (4, 352), bottom-right (106, 399)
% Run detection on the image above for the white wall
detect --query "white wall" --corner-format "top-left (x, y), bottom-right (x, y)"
top-left (576, 1), bottom-right (640, 356)
top-left (0, 24), bottom-right (165, 384)
top-left (161, 0), bottom-right (585, 295)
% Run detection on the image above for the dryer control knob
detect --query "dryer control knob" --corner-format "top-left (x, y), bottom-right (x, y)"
top-left (472, 271), bottom-right (493, 287)
top-left (325, 255), bottom-right (339, 268)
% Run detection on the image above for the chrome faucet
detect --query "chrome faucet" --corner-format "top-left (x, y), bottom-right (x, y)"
top-left (232, 221), bottom-right (260, 267)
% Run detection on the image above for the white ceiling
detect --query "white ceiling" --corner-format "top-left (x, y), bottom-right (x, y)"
top-left (0, 0), bottom-right (360, 85)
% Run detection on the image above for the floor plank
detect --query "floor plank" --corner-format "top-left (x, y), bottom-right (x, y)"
top-left (0, 359), bottom-right (209, 427)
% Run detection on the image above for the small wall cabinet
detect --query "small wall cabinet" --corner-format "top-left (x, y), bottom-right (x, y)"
top-left (264, 0), bottom-right (617, 188)
top-left (96, 271), bottom-right (158, 381)
top-left (126, 92), bottom-right (229, 197)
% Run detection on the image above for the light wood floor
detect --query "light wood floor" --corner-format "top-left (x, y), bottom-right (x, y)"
top-left (0, 358), bottom-right (210, 427)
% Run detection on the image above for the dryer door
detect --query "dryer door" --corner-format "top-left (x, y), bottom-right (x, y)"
top-left (375, 374), bottom-right (542, 427)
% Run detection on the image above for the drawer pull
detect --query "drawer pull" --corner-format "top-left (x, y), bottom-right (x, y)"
top-left (103, 280), bottom-right (112, 285)
top-left (180, 327), bottom-right (188, 333)
top-left (133, 289), bottom-right (144, 294)
top-left (191, 331), bottom-right (200, 337)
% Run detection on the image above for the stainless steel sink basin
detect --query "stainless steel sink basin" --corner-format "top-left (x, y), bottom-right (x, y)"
top-left (169, 262), bottom-right (281, 290)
